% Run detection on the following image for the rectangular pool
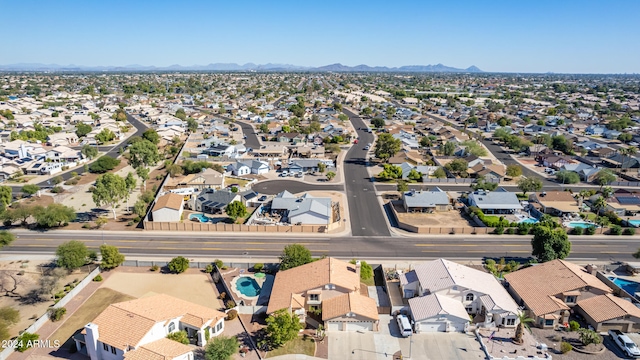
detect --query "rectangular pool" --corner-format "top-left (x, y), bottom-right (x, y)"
top-left (609, 276), bottom-right (640, 295)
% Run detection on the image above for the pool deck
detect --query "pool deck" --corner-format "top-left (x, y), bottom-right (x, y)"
top-left (230, 273), bottom-right (265, 303)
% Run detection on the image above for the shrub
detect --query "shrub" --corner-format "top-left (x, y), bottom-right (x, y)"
top-left (578, 328), bottom-right (602, 346)
top-left (560, 341), bottom-right (572, 354)
top-left (585, 226), bottom-right (596, 235)
top-left (214, 259), bottom-right (224, 269)
top-left (50, 186), bottom-right (64, 194)
top-left (506, 227), bottom-right (517, 235)
top-left (225, 300), bottom-right (236, 309)
top-left (226, 309), bottom-right (238, 320)
top-left (569, 320), bottom-right (580, 332)
top-left (572, 227), bottom-right (584, 235)
top-left (15, 332), bottom-right (39, 352)
top-left (218, 292), bottom-right (227, 300)
top-left (517, 223), bottom-right (532, 235)
top-left (204, 264), bottom-right (214, 273)
top-left (254, 263), bottom-right (264, 272)
top-left (47, 307), bottom-right (67, 322)
top-left (168, 256), bottom-right (189, 274)
top-left (610, 225), bottom-right (623, 235)
top-left (624, 228), bottom-right (636, 235)
top-left (150, 264), bottom-right (159, 271)
top-left (166, 330), bottom-right (189, 344)
top-left (494, 226), bottom-right (504, 235)
top-left (93, 274), bottom-right (103, 282)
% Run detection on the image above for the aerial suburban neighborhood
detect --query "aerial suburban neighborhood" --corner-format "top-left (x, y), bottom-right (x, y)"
top-left (1, 1), bottom-right (640, 359)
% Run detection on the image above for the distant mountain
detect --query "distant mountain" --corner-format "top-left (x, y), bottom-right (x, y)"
top-left (0, 62), bottom-right (482, 73)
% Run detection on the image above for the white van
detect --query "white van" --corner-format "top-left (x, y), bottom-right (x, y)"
top-left (396, 315), bottom-right (412, 337)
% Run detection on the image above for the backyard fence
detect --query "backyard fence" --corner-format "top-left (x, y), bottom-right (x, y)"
top-left (0, 267), bottom-right (101, 360)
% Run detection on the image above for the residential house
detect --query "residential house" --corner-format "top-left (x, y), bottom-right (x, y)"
top-left (205, 144), bottom-right (235, 157)
top-left (467, 189), bottom-right (523, 214)
top-left (168, 168), bottom-right (225, 190)
top-left (559, 162), bottom-right (602, 182)
top-left (277, 132), bottom-right (305, 144)
top-left (603, 130), bottom-right (622, 140)
top-left (402, 189), bottom-right (450, 213)
top-left (528, 191), bottom-right (580, 216)
top-left (288, 159), bottom-right (333, 174)
top-left (400, 259), bottom-right (520, 332)
top-left (227, 160), bottom-right (269, 176)
top-left (602, 153), bottom-right (640, 169)
top-left (270, 191), bottom-right (333, 225)
top-left (187, 188), bottom-right (243, 214)
top-left (598, 189), bottom-right (640, 216)
top-left (47, 132), bottom-right (78, 146)
top-left (45, 146), bottom-right (82, 163)
top-left (541, 155), bottom-right (574, 169)
top-left (76, 294), bottom-right (225, 360)
top-left (575, 293), bottom-right (640, 332)
top-left (267, 257), bottom-right (379, 331)
top-left (151, 193), bottom-right (185, 222)
top-left (398, 162), bottom-right (439, 180)
top-left (585, 125), bottom-right (606, 136)
top-left (504, 260), bottom-right (612, 329)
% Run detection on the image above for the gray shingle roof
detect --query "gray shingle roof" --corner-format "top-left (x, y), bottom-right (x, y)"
top-left (403, 190), bottom-right (449, 208)
top-left (469, 190), bottom-right (522, 210)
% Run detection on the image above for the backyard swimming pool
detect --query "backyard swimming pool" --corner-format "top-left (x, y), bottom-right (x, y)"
top-left (235, 276), bottom-right (261, 297)
top-left (189, 213), bottom-right (212, 223)
top-left (519, 218), bottom-right (538, 224)
top-left (628, 220), bottom-right (640, 227)
top-left (566, 221), bottom-right (597, 229)
top-left (609, 276), bottom-right (640, 295)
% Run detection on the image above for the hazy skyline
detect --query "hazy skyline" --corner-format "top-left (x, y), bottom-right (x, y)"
top-left (2, 0), bottom-right (639, 74)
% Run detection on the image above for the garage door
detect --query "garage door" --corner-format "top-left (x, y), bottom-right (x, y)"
top-left (326, 322), bottom-right (341, 331)
top-left (418, 322), bottom-right (446, 332)
top-left (346, 322), bottom-right (373, 332)
top-left (449, 322), bottom-right (467, 332)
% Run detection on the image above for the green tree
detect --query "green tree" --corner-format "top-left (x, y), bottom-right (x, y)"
top-left (601, 186), bottom-right (614, 200)
top-left (95, 128), bottom-right (115, 144)
top-left (75, 123), bottom-right (92, 137)
top-left (92, 173), bottom-right (128, 219)
top-left (445, 159), bottom-right (468, 176)
top-left (374, 133), bottom-right (402, 162)
top-left (186, 118), bottom-right (198, 132)
top-left (397, 180), bottom-right (409, 192)
top-left (89, 156), bottom-right (120, 173)
top-left (442, 141), bottom-right (456, 156)
top-left (21, 184), bottom-right (40, 196)
top-left (0, 186), bottom-right (12, 207)
top-left (0, 306), bottom-right (19, 340)
top-left (264, 309), bottom-right (304, 349)
top-left (433, 167), bottom-right (447, 179)
top-left (175, 108), bottom-right (187, 120)
top-left (81, 144), bottom-right (98, 160)
top-left (471, 177), bottom-right (498, 191)
top-left (0, 231), bottom-right (15, 249)
top-left (142, 128), bottom-right (160, 144)
top-left (136, 167), bottom-right (150, 190)
top-left (362, 107), bottom-right (372, 116)
top-left (133, 200), bottom-right (148, 218)
top-left (514, 312), bottom-right (534, 344)
top-left (100, 244), bottom-right (125, 270)
top-left (326, 171), bottom-right (336, 181)
top-left (205, 335), bottom-right (239, 360)
top-left (168, 256), bottom-right (189, 274)
top-left (531, 225), bottom-right (571, 262)
top-left (317, 162), bottom-right (326, 173)
top-left (166, 330), bottom-right (189, 344)
top-left (419, 136), bottom-right (431, 148)
top-left (56, 240), bottom-right (89, 270)
top-left (279, 244), bottom-right (312, 270)
top-left (371, 118), bottom-right (385, 128)
top-left (556, 170), bottom-right (579, 184)
top-left (517, 177), bottom-right (543, 196)
top-left (14, 332), bottom-right (39, 352)
top-left (594, 169), bottom-right (616, 190)
top-left (618, 133), bottom-right (633, 143)
top-left (591, 196), bottom-right (608, 215)
top-left (128, 140), bottom-right (160, 169)
top-left (378, 164), bottom-right (403, 180)
top-left (506, 164), bottom-right (523, 178)
top-left (407, 169), bottom-right (422, 181)
top-left (226, 201), bottom-right (247, 220)
top-left (385, 106), bottom-right (395, 119)
top-left (35, 204), bottom-right (76, 227)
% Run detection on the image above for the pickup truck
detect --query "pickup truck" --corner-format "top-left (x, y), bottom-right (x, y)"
top-left (609, 329), bottom-right (640, 357)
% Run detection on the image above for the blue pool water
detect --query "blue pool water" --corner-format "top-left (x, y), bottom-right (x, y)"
top-left (629, 220), bottom-right (640, 227)
top-left (609, 277), bottom-right (640, 295)
top-left (567, 221), bottom-right (597, 229)
top-left (189, 213), bottom-right (212, 223)
top-left (235, 276), bottom-right (261, 297)
top-left (519, 218), bottom-right (538, 224)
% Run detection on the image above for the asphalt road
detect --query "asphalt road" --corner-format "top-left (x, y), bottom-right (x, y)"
top-left (342, 108), bottom-right (391, 237)
top-left (253, 180), bottom-right (343, 194)
top-left (5, 230), bottom-right (637, 262)
top-left (10, 114), bottom-right (148, 193)
top-left (234, 119), bottom-right (262, 149)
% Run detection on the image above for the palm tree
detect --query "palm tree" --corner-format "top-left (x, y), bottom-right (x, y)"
top-left (601, 186), bottom-right (613, 200)
top-left (619, 148), bottom-right (629, 174)
top-left (627, 146), bottom-right (638, 173)
top-left (592, 196), bottom-right (608, 215)
top-left (514, 312), bottom-right (534, 344)
top-left (577, 190), bottom-right (591, 208)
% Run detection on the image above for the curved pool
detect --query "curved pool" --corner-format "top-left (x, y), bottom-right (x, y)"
top-left (608, 276), bottom-right (640, 295)
top-left (189, 213), bottom-right (212, 223)
top-left (235, 276), bottom-right (261, 297)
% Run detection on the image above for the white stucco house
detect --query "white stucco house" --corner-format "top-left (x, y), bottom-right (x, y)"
top-left (151, 193), bottom-right (184, 222)
top-left (400, 258), bottom-right (520, 333)
top-left (75, 294), bottom-right (226, 360)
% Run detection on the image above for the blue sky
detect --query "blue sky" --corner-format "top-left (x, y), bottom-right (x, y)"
top-left (2, 0), bottom-right (639, 73)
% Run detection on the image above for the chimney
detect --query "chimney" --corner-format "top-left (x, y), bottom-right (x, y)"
top-left (85, 323), bottom-right (100, 360)
top-left (585, 264), bottom-right (598, 275)
top-left (355, 260), bottom-right (361, 279)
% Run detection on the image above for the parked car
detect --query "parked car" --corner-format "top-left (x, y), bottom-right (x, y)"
top-left (609, 329), bottom-right (640, 357)
top-left (364, 145), bottom-right (370, 150)
top-left (396, 315), bottom-right (412, 337)
top-left (258, 195), bottom-right (267, 201)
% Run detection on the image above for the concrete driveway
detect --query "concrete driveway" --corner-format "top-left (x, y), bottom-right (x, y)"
top-left (328, 315), bottom-right (485, 360)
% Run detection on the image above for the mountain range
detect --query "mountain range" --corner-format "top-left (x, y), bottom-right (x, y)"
top-left (0, 62), bottom-right (482, 73)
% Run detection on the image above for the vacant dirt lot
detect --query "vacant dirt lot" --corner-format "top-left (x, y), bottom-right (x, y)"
top-left (99, 267), bottom-right (220, 308)
top-left (393, 203), bottom-right (474, 227)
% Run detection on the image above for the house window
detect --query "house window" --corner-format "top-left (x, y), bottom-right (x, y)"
top-left (111, 346), bottom-right (117, 354)
top-left (309, 294), bottom-right (319, 301)
top-left (465, 293), bottom-right (474, 302)
top-left (216, 322), bottom-right (223, 332)
top-left (103, 343), bottom-right (109, 351)
top-left (466, 307), bottom-right (473, 313)
top-left (168, 322), bottom-right (175, 333)
top-left (565, 296), bottom-right (576, 303)
top-left (545, 319), bottom-right (554, 326)
top-left (506, 318), bottom-right (515, 326)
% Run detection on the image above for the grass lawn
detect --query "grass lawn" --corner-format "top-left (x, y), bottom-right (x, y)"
top-left (50, 288), bottom-right (135, 348)
top-left (266, 336), bottom-right (315, 358)
top-left (516, 193), bottom-right (529, 200)
top-left (361, 277), bottom-right (375, 286)
top-left (225, 178), bottom-right (251, 188)
top-left (581, 212), bottom-right (597, 221)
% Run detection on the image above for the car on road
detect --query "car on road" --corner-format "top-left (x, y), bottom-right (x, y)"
top-left (609, 329), bottom-right (640, 357)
